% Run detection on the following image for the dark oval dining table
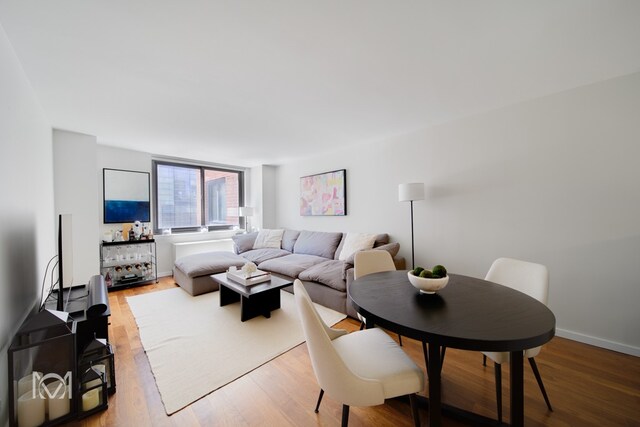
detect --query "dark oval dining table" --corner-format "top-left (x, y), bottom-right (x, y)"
top-left (349, 271), bottom-right (556, 427)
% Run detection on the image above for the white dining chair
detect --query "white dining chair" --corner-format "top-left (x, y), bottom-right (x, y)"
top-left (353, 250), bottom-right (404, 345)
top-left (294, 280), bottom-right (424, 427)
top-left (482, 257), bottom-right (553, 423)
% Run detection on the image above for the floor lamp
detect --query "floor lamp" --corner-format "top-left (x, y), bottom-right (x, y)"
top-left (398, 183), bottom-right (424, 270)
top-left (238, 206), bottom-right (254, 233)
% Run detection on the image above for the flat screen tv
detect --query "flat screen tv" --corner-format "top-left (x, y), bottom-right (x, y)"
top-left (57, 214), bottom-right (74, 311)
top-left (103, 168), bottom-right (151, 223)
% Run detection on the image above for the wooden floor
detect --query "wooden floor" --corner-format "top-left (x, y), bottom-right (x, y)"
top-left (69, 277), bottom-right (640, 427)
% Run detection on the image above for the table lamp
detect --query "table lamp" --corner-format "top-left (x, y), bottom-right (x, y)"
top-left (238, 206), bottom-right (254, 233)
top-left (398, 183), bottom-right (424, 269)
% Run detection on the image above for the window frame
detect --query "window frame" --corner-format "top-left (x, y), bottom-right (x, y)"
top-left (152, 159), bottom-right (245, 234)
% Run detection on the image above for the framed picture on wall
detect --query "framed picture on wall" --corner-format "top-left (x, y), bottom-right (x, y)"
top-left (103, 168), bottom-right (151, 223)
top-left (300, 169), bottom-right (347, 216)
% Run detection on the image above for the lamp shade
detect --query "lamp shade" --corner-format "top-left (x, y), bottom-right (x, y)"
top-left (238, 207), bottom-right (254, 217)
top-left (398, 183), bottom-right (424, 202)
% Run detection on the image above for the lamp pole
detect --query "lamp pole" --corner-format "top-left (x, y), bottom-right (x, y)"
top-left (410, 199), bottom-right (415, 270)
top-left (398, 183), bottom-right (424, 271)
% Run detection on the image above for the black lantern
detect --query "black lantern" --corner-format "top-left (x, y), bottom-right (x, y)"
top-left (77, 365), bottom-right (108, 418)
top-left (78, 336), bottom-right (116, 394)
top-left (8, 309), bottom-right (77, 427)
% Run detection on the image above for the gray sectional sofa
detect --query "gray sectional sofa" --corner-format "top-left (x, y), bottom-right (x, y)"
top-left (172, 229), bottom-right (405, 319)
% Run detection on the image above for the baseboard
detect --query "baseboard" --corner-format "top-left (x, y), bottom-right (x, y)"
top-left (556, 328), bottom-right (640, 357)
top-left (158, 271), bottom-right (173, 278)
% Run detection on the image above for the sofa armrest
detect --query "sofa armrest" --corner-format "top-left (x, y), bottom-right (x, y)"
top-left (393, 257), bottom-right (406, 270)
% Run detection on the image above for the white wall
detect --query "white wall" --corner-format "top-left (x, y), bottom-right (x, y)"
top-left (53, 129), bottom-right (100, 285)
top-left (275, 72), bottom-right (640, 356)
top-left (248, 165), bottom-right (278, 230)
top-left (262, 165), bottom-right (277, 229)
top-left (0, 24), bottom-right (54, 427)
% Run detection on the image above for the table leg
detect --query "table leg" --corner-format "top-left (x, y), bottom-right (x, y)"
top-left (220, 285), bottom-right (239, 306)
top-left (428, 343), bottom-right (442, 427)
top-left (265, 288), bottom-right (281, 311)
top-left (240, 288), bottom-right (282, 322)
top-left (510, 350), bottom-right (524, 427)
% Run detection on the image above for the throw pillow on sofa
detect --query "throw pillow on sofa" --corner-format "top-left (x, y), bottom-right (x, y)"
top-left (232, 232), bottom-right (258, 254)
top-left (338, 232), bottom-right (377, 261)
top-left (344, 242), bottom-right (400, 265)
top-left (253, 229), bottom-right (285, 249)
top-left (281, 229), bottom-right (301, 252)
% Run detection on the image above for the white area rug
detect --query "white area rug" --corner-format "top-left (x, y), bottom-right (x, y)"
top-left (127, 287), bottom-right (346, 415)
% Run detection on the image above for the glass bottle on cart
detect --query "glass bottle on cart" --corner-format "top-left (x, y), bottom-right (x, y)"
top-left (100, 240), bottom-right (157, 290)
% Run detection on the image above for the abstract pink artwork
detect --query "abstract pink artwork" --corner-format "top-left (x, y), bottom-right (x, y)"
top-left (300, 169), bottom-right (346, 216)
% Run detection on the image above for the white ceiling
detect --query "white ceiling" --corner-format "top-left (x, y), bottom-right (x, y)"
top-left (1, 1), bottom-right (639, 167)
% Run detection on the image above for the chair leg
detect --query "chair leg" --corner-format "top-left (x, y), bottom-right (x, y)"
top-left (483, 354), bottom-right (487, 366)
top-left (494, 362), bottom-right (502, 424)
top-left (398, 334), bottom-right (403, 346)
top-left (341, 404), bottom-right (350, 427)
top-left (409, 393), bottom-right (420, 427)
top-left (528, 357), bottom-right (553, 412)
top-left (314, 389), bottom-right (324, 413)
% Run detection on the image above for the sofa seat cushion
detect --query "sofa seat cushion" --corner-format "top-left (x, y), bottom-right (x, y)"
top-left (258, 254), bottom-right (329, 278)
top-left (298, 259), bottom-right (347, 292)
top-left (174, 251), bottom-right (246, 278)
top-left (241, 248), bottom-right (291, 265)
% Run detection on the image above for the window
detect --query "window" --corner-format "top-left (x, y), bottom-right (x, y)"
top-left (153, 160), bottom-right (243, 232)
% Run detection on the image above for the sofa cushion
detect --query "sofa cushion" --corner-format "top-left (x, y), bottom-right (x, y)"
top-left (345, 242), bottom-right (400, 265)
top-left (259, 253), bottom-right (329, 278)
top-left (253, 229), bottom-right (285, 249)
top-left (334, 234), bottom-right (347, 260)
top-left (174, 251), bottom-right (246, 278)
top-left (241, 248), bottom-right (291, 265)
top-left (298, 259), bottom-right (347, 292)
top-left (293, 230), bottom-right (343, 259)
top-left (335, 232), bottom-right (390, 259)
top-left (282, 229), bottom-right (300, 252)
top-left (338, 232), bottom-right (377, 261)
top-left (232, 232), bottom-right (258, 254)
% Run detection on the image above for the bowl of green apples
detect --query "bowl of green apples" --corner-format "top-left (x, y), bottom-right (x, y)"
top-left (407, 264), bottom-right (449, 294)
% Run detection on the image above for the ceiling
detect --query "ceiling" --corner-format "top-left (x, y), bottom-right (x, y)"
top-left (1, 1), bottom-right (639, 167)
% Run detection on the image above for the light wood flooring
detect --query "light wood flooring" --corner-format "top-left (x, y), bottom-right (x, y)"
top-left (68, 277), bottom-right (640, 427)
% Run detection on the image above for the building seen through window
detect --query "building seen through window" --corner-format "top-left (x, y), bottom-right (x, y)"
top-left (154, 161), bottom-right (243, 232)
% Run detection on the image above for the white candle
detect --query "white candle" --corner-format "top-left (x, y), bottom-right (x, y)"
top-left (17, 372), bottom-right (42, 397)
top-left (94, 364), bottom-right (106, 377)
top-left (82, 389), bottom-right (100, 412)
top-left (45, 381), bottom-right (70, 420)
top-left (85, 378), bottom-right (102, 389)
top-left (84, 364), bottom-right (106, 390)
top-left (17, 391), bottom-right (45, 427)
top-left (95, 364), bottom-right (108, 388)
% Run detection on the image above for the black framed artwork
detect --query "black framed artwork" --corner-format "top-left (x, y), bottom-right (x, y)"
top-left (103, 168), bottom-right (151, 223)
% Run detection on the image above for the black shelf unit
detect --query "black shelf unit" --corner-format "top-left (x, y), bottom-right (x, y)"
top-left (100, 239), bottom-right (157, 290)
